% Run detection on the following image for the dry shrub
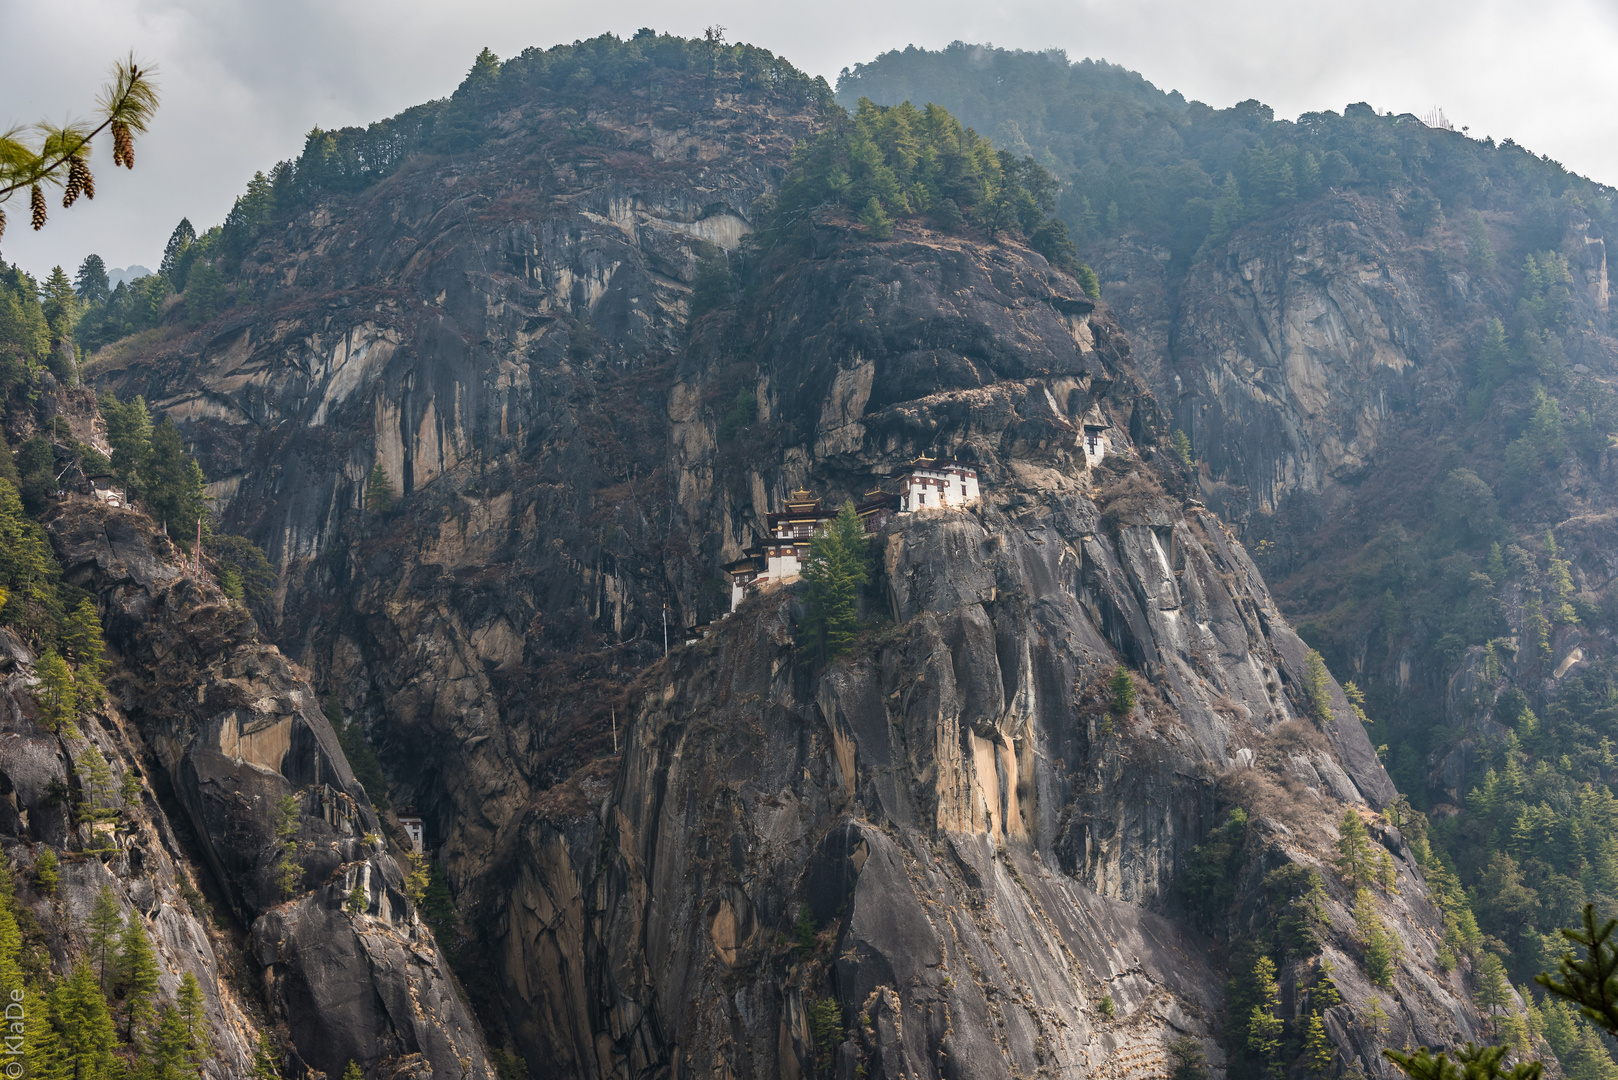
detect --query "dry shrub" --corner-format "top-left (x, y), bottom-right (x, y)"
top-left (1219, 767), bottom-right (1315, 835)
top-left (1095, 468), bottom-right (1169, 525)
top-left (1270, 719), bottom-right (1327, 756)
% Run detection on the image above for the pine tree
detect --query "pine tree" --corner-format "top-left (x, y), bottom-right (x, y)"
top-left (61, 597), bottom-right (108, 712)
top-left (99, 392), bottom-right (152, 498)
top-left (276, 794), bottom-right (303, 899)
top-left (1108, 666), bottom-right (1137, 732)
top-left (33, 848), bottom-right (58, 895)
top-left (1303, 649), bottom-right (1334, 724)
top-left (1541, 995), bottom-right (1579, 1061)
top-left (1303, 1011), bottom-right (1335, 1076)
top-left (1524, 591), bottom-right (1551, 658)
top-left (933, 197), bottom-right (966, 233)
top-left (177, 972), bottom-right (212, 1076)
top-left (251, 1033), bottom-right (282, 1080)
top-left (1488, 542), bottom-right (1508, 582)
top-left (1198, 172), bottom-right (1243, 257)
top-left (32, 647), bottom-right (77, 735)
top-left (0, 478), bottom-right (64, 640)
top-left (406, 852), bottom-right (430, 906)
top-left (151, 1004), bottom-right (192, 1080)
top-left (1337, 810), bottom-right (1375, 887)
top-left (1475, 317), bottom-right (1511, 389)
top-left (364, 463), bottom-right (395, 514)
top-left (1498, 1009), bottom-right (1532, 1057)
top-left (1246, 954), bottom-right (1285, 1080)
top-left (78, 744), bottom-right (118, 825)
top-left (1168, 1036), bottom-right (1207, 1080)
top-left (121, 765), bottom-right (142, 805)
top-left (858, 196), bottom-right (893, 240)
top-left (1571, 1026), bottom-right (1618, 1080)
top-left (1171, 429), bottom-right (1194, 467)
top-left (184, 260), bottom-right (226, 326)
top-left (74, 254), bottom-right (110, 303)
top-left (48, 965), bottom-right (119, 1079)
top-left (87, 886), bottom-right (122, 992)
top-left (160, 218), bottom-right (196, 285)
top-left (118, 909), bottom-right (161, 1042)
top-left (1475, 953), bottom-right (1512, 1028)
top-left (1312, 958), bottom-right (1343, 1010)
top-left (40, 266), bottom-right (79, 345)
top-left (1545, 530), bottom-right (1577, 623)
top-left (343, 1061), bottom-right (364, 1080)
top-left (1365, 995), bottom-right (1390, 1037)
top-left (1354, 887), bottom-right (1398, 989)
top-left (1076, 264), bottom-right (1101, 301)
top-left (800, 502), bottom-right (871, 659)
top-left (144, 417), bottom-right (208, 537)
top-left (1377, 848), bottom-right (1400, 893)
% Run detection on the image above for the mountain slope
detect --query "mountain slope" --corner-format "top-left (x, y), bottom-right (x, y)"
top-left (840, 44), bottom-right (1618, 1025)
top-left (80, 37), bottom-right (1495, 1080)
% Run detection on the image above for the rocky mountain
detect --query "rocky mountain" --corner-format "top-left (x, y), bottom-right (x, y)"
top-left (67, 33), bottom-right (1509, 1080)
top-left (841, 48), bottom-right (1618, 1050)
top-left (838, 38), bottom-right (1618, 737)
top-left (0, 384), bottom-right (492, 1079)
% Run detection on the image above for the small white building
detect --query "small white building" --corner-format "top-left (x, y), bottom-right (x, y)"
top-left (398, 816), bottom-right (424, 855)
top-left (897, 456), bottom-right (979, 512)
top-left (88, 475), bottom-right (126, 508)
top-left (1080, 407), bottom-right (1110, 465)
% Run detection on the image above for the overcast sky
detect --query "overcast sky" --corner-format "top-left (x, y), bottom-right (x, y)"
top-left (3, 0), bottom-right (1616, 280)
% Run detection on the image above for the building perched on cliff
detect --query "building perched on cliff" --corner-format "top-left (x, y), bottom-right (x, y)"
top-left (725, 489), bottom-right (834, 611)
top-left (1080, 407), bottom-right (1111, 465)
top-left (897, 456), bottom-right (979, 511)
top-left (725, 488), bottom-right (902, 611)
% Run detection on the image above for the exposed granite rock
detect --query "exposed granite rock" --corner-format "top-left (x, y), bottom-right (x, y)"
top-left (39, 500), bottom-right (492, 1080)
top-left (0, 625), bottom-right (261, 1078)
top-left (487, 477), bottom-right (1477, 1079)
top-left (89, 69), bottom-right (1490, 1080)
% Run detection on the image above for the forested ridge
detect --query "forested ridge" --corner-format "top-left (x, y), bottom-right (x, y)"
top-left (843, 40), bottom-right (1618, 1080)
top-left (0, 219), bottom-right (289, 1076)
top-left (16, 28), bottom-right (1618, 1080)
top-left (837, 42), bottom-right (1618, 272)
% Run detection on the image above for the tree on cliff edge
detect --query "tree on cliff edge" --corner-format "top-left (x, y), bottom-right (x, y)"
top-left (801, 502), bottom-right (871, 660)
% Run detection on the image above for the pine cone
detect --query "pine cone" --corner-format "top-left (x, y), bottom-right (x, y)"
top-left (63, 157), bottom-right (92, 207)
top-left (0, 207), bottom-right (6, 244)
top-left (30, 185), bottom-right (46, 230)
top-left (111, 122), bottom-right (134, 169)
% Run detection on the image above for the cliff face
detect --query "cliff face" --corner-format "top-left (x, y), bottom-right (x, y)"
top-left (1082, 190), bottom-right (1618, 822)
top-left (497, 476), bottom-right (1478, 1080)
top-left (15, 496), bottom-right (492, 1080)
top-left (91, 65), bottom-right (1489, 1079)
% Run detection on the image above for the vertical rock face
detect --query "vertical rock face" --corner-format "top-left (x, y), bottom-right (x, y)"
top-left (0, 628), bottom-right (263, 1078)
top-left (93, 68), bottom-right (1486, 1079)
top-left (466, 223), bottom-right (1475, 1079)
top-left (38, 501), bottom-right (492, 1080)
top-left (1095, 192), bottom-right (1616, 529)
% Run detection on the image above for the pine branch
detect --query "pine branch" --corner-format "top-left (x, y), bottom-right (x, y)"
top-left (0, 54), bottom-right (159, 213)
top-left (1535, 903), bottom-right (1618, 1035)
